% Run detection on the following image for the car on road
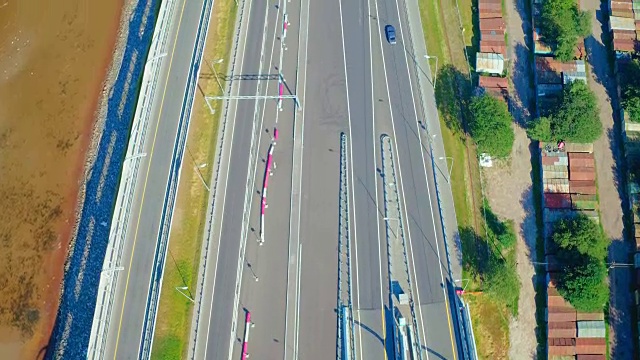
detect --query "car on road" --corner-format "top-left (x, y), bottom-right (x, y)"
top-left (385, 25), bottom-right (396, 45)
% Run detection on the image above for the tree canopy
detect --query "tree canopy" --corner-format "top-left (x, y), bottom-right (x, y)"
top-left (539, 0), bottom-right (591, 61)
top-left (557, 259), bottom-right (609, 312)
top-left (552, 214), bottom-right (608, 261)
top-left (469, 94), bottom-right (514, 158)
top-left (621, 59), bottom-right (640, 123)
top-left (551, 214), bottom-right (609, 312)
top-left (527, 80), bottom-right (601, 143)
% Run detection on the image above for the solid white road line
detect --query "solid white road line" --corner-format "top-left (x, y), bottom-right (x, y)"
top-left (370, 0), bottom-right (432, 357)
top-left (335, 0), bottom-right (365, 359)
top-left (203, 0), bottom-right (253, 356)
top-left (283, 0), bottom-right (309, 356)
top-left (226, 0), bottom-right (288, 358)
top-left (389, 0), bottom-right (456, 356)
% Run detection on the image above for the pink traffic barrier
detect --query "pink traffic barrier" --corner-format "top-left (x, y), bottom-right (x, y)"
top-left (241, 311), bottom-right (252, 360)
top-left (274, 128), bottom-right (279, 141)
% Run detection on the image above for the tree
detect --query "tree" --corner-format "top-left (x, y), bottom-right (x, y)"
top-left (527, 117), bottom-right (552, 142)
top-left (621, 60), bottom-right (640, 122)
top-left (550, 215), bottom-right (610, 312)
top-left (539, 0), bottom-right (591, 61)
top-left (552, 214), bottom-right (608, 261)
top-left (556, 260), bottom-right (609, 312)
top-left (528, 80), bottom-right (601, 142)
top-left (469, 94), bottom-right (515, 158)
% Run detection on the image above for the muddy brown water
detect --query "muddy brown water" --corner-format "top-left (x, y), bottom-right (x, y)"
top-left (0, 0), bottom-right (122, 357)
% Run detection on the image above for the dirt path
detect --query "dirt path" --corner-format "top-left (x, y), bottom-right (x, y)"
top-left (486, 0), bottom-right (539, 358)
top-left (0, 0), bottom-right (124, 357)
top-left (580, 0), bottom-right (632, 357)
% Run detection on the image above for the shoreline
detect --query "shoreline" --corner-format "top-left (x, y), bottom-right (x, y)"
top-left (28, 0), bottom-right (135, 357)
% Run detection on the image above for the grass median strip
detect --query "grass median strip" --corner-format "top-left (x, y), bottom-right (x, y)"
top-left (150, 0), bottom-right (238, 358)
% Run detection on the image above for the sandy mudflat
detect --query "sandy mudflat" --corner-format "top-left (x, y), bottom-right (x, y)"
top-left (0, 0), bottom-right (130, 357)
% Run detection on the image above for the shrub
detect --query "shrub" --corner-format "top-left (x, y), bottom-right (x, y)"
top-left (469, 94), bottom-right (515, 158)
top-left (528, 81), bottom-right (601, 143)
top-left (557, 260), bottom-right (609, 312)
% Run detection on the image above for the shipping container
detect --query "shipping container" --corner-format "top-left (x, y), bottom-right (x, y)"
top-left (611, 15), bottom-right (637, 30)
top-left (576, 312), bottom-right (605, 321)
top-left (611, 0), bottom-right (634, 9)
top-left (548, 321), bottom-right (576, 329)
top-left (571, 194), bottom-right (598, 210)
top-left (569, 180), bottom-right (597, 194)
top-left (548, 345), bottom-right (576, 356)
top-left (549, 338), bottom-right (576, 346)
top-left (480, 10), bottom-right (503, 18)
top-left (538, 83), bottom-right (564, 97)
top-left (563, 71), bottom-right (588, 83)
top-left (570, 168), bottom-right (596, 181)
top-left (575, 338), bottom-right (606, 355)
top-left (538, 68), bottom-right (564, 84)
top-left (544, 178), bottom-right (570, 193)
top-left (479, 2), bottom-right (502, 10)
top-left (577, 320), bottom-right (606, 338)
top-left (548, 307), bottom-right (578, 322)
top-left (576, 355), bottom-right (606, 360)
top-left (613, 38), bottom-right (638, 51)
top-left (548, 328), bottom-right (577, 338)
top-left (635, 235), bottom-right (640, 251)
top-left (479, 75), bottom-right (508, 89)
top-left (479, 42), bottom-right (507, 55)
top-left (542, 155), bottom-right (569, 166)
top-left (478, 0), bottom-right (502, 4)
top-left (549, 295), bottom-right (571, 307)
top-left (613, 29), bottom-right (638, 40)
top-left (543, 171), bottom-right (569, 180)
top-left (611, 8), bottom-right (635, 17)
top-left (481, 32), bottom-right (506, 42)
top-left (569, 152), bottom-right (596, 167)
top-left (480, 17), bottom-right (506, 31)
top-left (564, 143), bottom-right (594, 153)
top-left (545, 193), bottom-right (572, 209)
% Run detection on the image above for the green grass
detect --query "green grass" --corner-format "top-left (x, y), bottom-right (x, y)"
top-left (150, 0), bottom-right (238, 358)
top-left (418, 0), bottom-right (516, 357)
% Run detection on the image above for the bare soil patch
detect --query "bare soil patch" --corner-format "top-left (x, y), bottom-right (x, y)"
top-left (0, 0), bottom-right (122, 357)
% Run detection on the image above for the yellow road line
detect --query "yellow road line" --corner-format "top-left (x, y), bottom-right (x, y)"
top-left (112, 0), bottom-right (188, 357)
top-left (444, 286), bottom-right (458, 360)
top-left (381, 307), bottom-right (388, 360)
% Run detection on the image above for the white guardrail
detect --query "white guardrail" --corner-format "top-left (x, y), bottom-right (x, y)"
top-left (87, 0), bottom-right (178, 357)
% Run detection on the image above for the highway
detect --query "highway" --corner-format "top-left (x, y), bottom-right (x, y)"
top-left (191, 0), bottom-right (462, 358)
top-left (100, 0), bottom-right (211, 358)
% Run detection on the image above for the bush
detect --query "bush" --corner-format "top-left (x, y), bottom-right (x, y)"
top-left (551, 214), bottom-right (609, 312)
top-left (539, 0), bottom-right (591, 61)
top-left (556, 260), bottom-right (609, 312)
top-left (552, 214), bottom-right (608, 261)
top-left (621, 60), bottom-right (640, 123)
top-left (469, 94), bottom-right (515, 158)
top-left (484, 256), bottom-right (520, 315)
top-left (528, 81), bottom-right (601, 143)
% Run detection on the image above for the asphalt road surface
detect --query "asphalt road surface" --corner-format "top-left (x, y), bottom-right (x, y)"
top-left (193, 0), bottom-right (460, 357)
top-left (101, 0), bottom-right (209, 358)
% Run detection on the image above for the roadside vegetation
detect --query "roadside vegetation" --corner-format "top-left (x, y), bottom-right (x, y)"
top-left (469, 94), bottom-right (515, 158)
top-left (527, 80), bottom-right (602, 143)
top-left (620, 59), bottom-right (640, 122)
top-left (151, 0), bottom-right (237, 358)
top-left (418, 0), bottom-right (517, 356)
top-left (550, 214), bottom-right (610, 312)
top-left (538, 0), bottom-right (591, 61)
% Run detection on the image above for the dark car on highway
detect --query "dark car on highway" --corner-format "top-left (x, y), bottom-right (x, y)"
top-left (385, 25), bottom-right (396, 45)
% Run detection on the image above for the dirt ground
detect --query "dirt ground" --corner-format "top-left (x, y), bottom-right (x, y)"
top-left (580, 0), bottom-right (632, 355)
top-left (0, 1), bottom-right (122, 358)
top-left (483, 0), bottom-right (539, 357)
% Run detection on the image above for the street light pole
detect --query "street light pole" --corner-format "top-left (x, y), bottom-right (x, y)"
top-left (424, 55), bottom-right (439, 89)
top-left (175, 286), bottom-right (195, 303)
top-left (438, 156), bottom-right (454, 181)
top-left (194, 163), bottom-right (210, 192)
top-left (205, 58), bottom-right (225, 94)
